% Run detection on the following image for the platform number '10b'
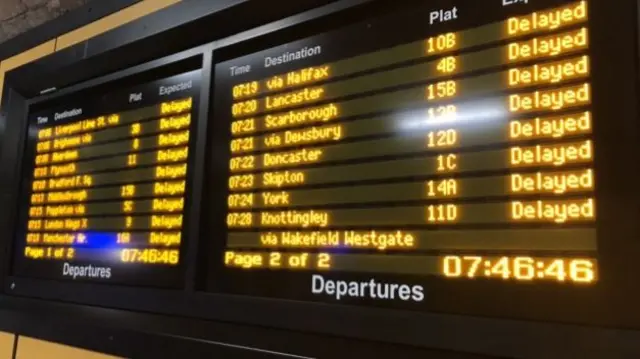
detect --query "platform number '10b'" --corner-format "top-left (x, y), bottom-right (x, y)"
top-left (427, 33), bottom-right (457, 54)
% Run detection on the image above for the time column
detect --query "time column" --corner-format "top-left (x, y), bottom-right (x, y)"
top-left (25, 122), bottom-right (90, 260)
top-left (226, 82), bottom-right (260, 228)
top-left (424, 31), bottom-right (461, 225)
top-left (26, 126), bottom-right (56, 243)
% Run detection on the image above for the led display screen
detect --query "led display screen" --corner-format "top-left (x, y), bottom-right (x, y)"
top-left (12, 70), bottom-right (200, 287)
top-left (209, 0), bottom-right (602, 313)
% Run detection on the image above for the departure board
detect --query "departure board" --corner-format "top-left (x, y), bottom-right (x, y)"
top-left (12, 70), bottom-right (200, 287)
top-left (211, 0), bottom-right (599, 308)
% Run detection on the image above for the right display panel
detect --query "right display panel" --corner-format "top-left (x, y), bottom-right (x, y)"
top-left (207, 0), bottom-right (629, 321)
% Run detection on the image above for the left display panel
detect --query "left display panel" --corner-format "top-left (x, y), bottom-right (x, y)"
top-left (11, 69), bottom-right (201, 287)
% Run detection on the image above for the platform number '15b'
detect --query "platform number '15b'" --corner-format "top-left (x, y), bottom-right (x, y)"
top-left (427, 80), bottom-right (457, 100)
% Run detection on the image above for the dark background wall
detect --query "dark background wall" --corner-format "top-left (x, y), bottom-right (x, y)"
top-left (0, 0), bottom-right (88, 43)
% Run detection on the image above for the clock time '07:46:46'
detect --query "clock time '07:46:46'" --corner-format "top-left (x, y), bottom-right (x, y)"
top-left (441, 256), bottom-right (596, 283)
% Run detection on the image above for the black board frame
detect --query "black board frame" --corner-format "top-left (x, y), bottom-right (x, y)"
top-left (0, 0), bottom-right (638, 358)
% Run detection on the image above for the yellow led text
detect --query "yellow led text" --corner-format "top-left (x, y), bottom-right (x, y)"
top-left (42, 233), bottom-right (76, 244)
top-left (260, 231), bottom-right (339, 247)
top-left (508, 27), bottom-right (588, 61)
top-left (151, 214), bottom-right (183, 229)
top-left (509, 55), bottom-right (589, 87)
top-left (46, 189), bottom-right (89, 203)
top-left (230, 137), bottom-right (254, 153)
top-left (343, 230), bottom-right (415, 250)
top-left (52, 120), bottom-right (90, 137)
top-left (427, 32), bottom-right (457, 54)
top-left (261, 210), bottom-right (329, 227)
top-left (48, 163), bottom-right (77, 177)
top-left (263, 171), bottom-right (305, 187)
top-left (28, 206), bottom-right (43, 217)
top-left (33, 167), bottom-right (49, 178)
top-left (227, 212), bottom-right (253, 227)
top-left (32, 180), bottom-right (47, 191)
top-left (35, 154), bottom-right (50, 166)
top-left (263, 148), bottom-right (323, 167)
top-left (265, 103), bottom-right (339, 129)
top-left (511, 198), bottom-right (594, 223)
top-left (38, 128), bottom-right (53, 140)
top-left (157, 147), bottom-right (188, 162)
top-left (50, 115), bottom-right (118, 137)
top-left (232, 99), bottom-right (258, 117)
top-left (154, 181), bottom-right (186, 195)
top-left (224, 251), bottom-right (330, 270)
top-left (42, 204), bottom-right (86, 217)
top-left (427, 178), bottom-right (458, 197)
top-left (224, 251), bottom-right (260, 269)
top-left (46, 175), bottom-right (92, 190)
top-left (509, 83), bottom-right (590, 113)
top-left (233, 81), bottom-right (259, 99)
top-left (228, 193), bottom-right (254, 208)
top-left (36, 141), bottom-right (51, 152)
top-left (510, 111), bottom-right (591, 140)
top-left (259, 230), bottom-right (415, 251)
top-left (51, 133), bottom-right (93, 150)
top-left (266, 66), bottom-right (331, 91)
top-left (50, 150), bottom-right (79, 163)
top-left (152, 198), bottom-right (184, 212)
top-left (120, 248), bottom-right (179, 265)
top-left (262, 191), bottom-right (290, 206)
top-left (155, 164), bottom-right (188, 179)
top-left (507, 1), bottom-right (587, 36)
top-left (149, 232), bottom-right (181, 246)
top-left (264, 124), bottom-right (342, 148)
top-left (228, 174), bottom-right (255, 190)
top-left (158, 130), bottom-right (189, 146)
top-left (511, 168), bottom-right (593, 194)
top-left (159, 114), bottom-right (191, 130)
top-left (24, 246), bottom-right (75, 260)
top-left (43, 218), bottom-right (88, 230)
top-left (511, 140), bottom-right (592, 167)
top-left (265, 87), bottom-right (325, 110)
top-left (161, 98), bottom-right (192, 115)
top-left (229, 155), bottom-right (255, 171)
top-left (26, 233), bottom-right (41, 243)
top-left (231, 118), bottom-right (256, 135)
top-left (28, 233), bottom-right (83, 245)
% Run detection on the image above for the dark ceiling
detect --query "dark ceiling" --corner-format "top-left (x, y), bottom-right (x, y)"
top-left (0, 0), bottom-right (88, 44)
